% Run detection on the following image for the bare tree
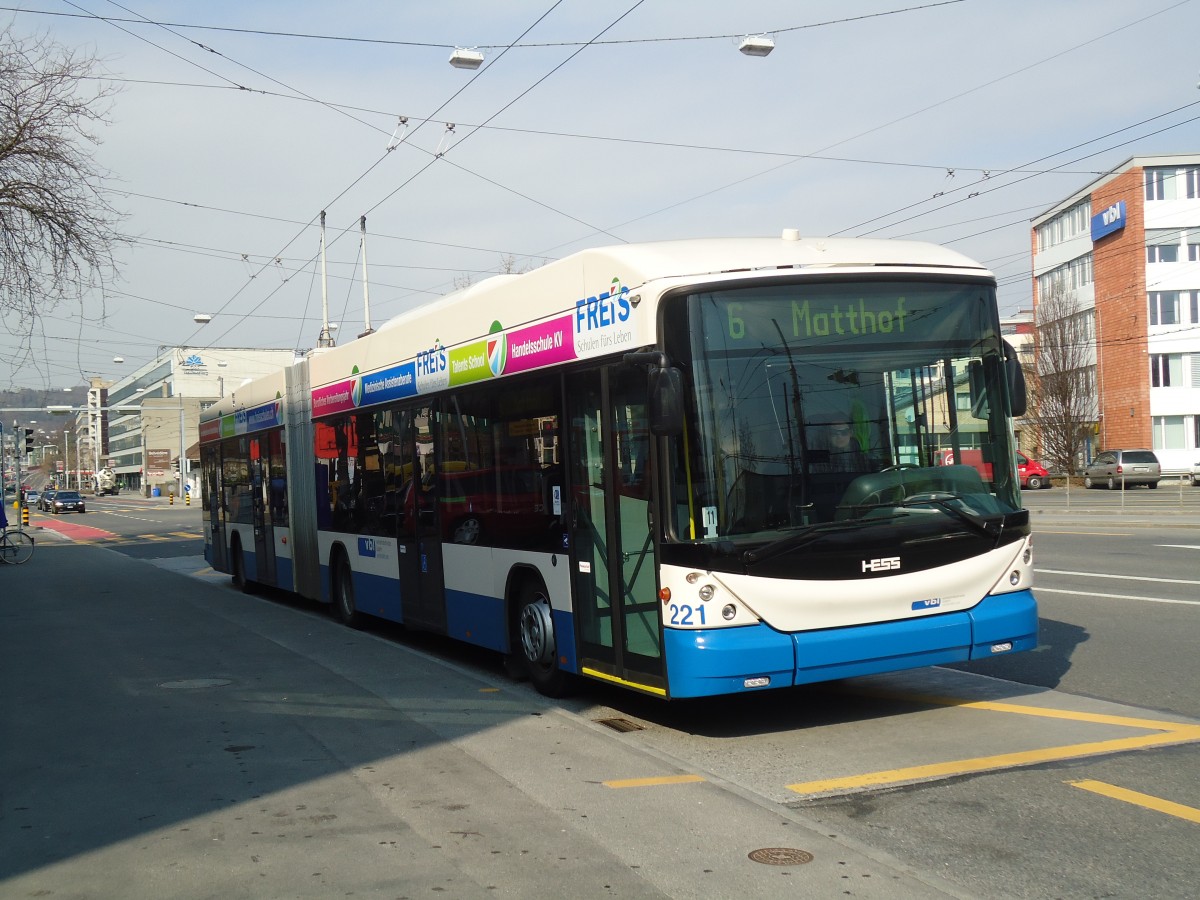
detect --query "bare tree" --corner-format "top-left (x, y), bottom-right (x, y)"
top-left (452, 254), bottom-right (540, 290)
top-left (0, 27), bottom-right (123, 323)
top-left (1030, 281), bottom-right (1096, 475)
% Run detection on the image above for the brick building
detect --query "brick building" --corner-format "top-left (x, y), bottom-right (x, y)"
top-left (1031, 154), bottom-right (1200, 473)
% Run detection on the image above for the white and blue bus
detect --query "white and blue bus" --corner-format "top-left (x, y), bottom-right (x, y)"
top-left (199, 233), bottom-right (1038, 699)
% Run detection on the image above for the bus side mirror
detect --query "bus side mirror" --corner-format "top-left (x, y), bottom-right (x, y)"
top-left (1004, 339), bottom-right (1027, 417)
top-left (648, 367), bottom-right (684, 437)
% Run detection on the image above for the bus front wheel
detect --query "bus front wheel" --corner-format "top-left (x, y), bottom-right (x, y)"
top-left (515, 583), bottom-right (570, 697)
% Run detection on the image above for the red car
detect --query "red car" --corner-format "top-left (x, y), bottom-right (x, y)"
top-left (938, 449), bottom-right (1051, 489)
top-left (1015, 452), bottom-right (1051, 490)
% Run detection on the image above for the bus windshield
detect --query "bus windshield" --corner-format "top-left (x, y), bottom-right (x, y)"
top-left (663, 278), bottom-right (1022, 546)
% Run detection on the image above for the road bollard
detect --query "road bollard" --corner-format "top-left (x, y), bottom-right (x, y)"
top-left (22, 504), bottom-right (29, 526)
top-left (169, 489), bottom-right (174, 506)
top-left (185, 491), bottom-right (191, 506)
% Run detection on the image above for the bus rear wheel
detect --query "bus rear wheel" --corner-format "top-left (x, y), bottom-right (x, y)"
top-left (230, 537), bottom-right (251, 593)
top-left (333, 552), bottom-right (362, 628)
top-left (515, 582), bottom-right (570, 697)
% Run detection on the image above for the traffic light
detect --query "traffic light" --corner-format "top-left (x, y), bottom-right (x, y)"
top-left (24, 428), bottom-right (33, 453)
top-left (172, 457), bottom-right (180, 475)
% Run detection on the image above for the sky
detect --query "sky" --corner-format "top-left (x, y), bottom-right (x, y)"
top-left (3, 0), bottom-right (1200, 391)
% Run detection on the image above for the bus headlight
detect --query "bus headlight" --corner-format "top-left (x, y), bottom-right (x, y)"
top-left (1009, 570), bottom-right (1021, 586)
top-left (698, 584), bottom-right (716, 602)
top-left (722, 604), bottom-right (737, 620)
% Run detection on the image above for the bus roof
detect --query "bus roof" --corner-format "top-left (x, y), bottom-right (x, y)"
top-left (378, 235), bottom-right (990, 333)
top-left (311, 235), bottom-right (992, 385)
top-left (203, 234), bottom-right (994, 428)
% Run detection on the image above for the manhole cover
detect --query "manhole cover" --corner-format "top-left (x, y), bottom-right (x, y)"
top-left (159, 678), bottom-right (233, 690)
top-left (594, 717), bottom-right (646, 733)
top-left (748, 847), bottom-right (814, 866)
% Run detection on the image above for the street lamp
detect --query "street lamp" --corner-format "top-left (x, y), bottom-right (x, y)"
top-left (738, 35), bottom-right (775, 56)
top-left (64, 427), bottom-right (72, 489)
top-left (449, 47), bottom-right (484, 69)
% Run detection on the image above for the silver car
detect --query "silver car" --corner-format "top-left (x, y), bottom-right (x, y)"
top-left (1082, 449), bottom-right (1161, 489)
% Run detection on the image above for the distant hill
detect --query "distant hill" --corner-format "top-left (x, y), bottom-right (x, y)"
top-left (1, 386), bottom-right (89, 415)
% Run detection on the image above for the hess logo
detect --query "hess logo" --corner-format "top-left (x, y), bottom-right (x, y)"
top-left (862, 556), bottom-right (900, 573)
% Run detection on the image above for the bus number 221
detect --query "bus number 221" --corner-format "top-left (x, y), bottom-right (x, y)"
top-left (669, 604), bottom-right (706, 626)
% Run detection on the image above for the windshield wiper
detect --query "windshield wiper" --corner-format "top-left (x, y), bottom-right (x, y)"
top-left (742, 521), bottom-right (867, 566)
top-left (898, 492), bottom-right (1001, 540)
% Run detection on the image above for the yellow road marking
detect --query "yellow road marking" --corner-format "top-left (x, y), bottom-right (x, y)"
top-left (788, 691), bottom-right (1200, 797)
top-left (1069, 780), bottom-right (1200, 824)
top-left (604, 774), bottom-right (705, 789)
top-left (789, 729), bottom-right (1200, 795)
top-left (886, 693), bottom-right (1195, 731)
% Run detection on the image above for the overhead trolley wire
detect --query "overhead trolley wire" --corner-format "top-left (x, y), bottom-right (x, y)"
top-left (4, 2), bottom-right (968, 50)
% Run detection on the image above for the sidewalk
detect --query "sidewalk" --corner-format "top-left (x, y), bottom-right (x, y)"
top-left (1024, 498), bottom-right (1200, 530)
top-left (2, 542), bottom-right (974, 900)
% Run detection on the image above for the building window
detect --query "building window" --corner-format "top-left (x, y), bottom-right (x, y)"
top-left (1036, 200), bottom-right (1090, 251)
top-left (1150, 354), bottom-right (1182, 387)
top-left (1153, 416), bottom-right (1186, 450)
top-left (1036, 253), bottom-right (1093, 299)
top-left (1146, 167), bottom-right (1178, 201)
top-left (1146, 229), bottom-right (1180, 263)
top-left (1148, 291), bottom-right (1180, 326)
top-left (1188, 167), bottom-right (1200, 199)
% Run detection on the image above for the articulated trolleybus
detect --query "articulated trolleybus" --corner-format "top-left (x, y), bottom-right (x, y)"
top-left (200, 233), bottom-right (1038, 699)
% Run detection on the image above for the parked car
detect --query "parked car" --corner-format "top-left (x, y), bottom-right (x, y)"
top-left (23, 490), bottom-right (40, 508)
top-left (50, 490), bottom-right (86, 514)
top-left (1082, 449), bottom-right (1161, 489)
top-left (37, 489), bottom-right (57, 511)
top-left (1191, 458), bottom-right (1200, 487)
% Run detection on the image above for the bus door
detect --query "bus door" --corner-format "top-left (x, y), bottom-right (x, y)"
top-left (565, 367), bottom-right (665, 695)
top-left (205, 448), bottom-right (227, 573)
top-left (396, 405), bottom-right (446, 631)
top-left (248, 436), bottom-right (276, 585)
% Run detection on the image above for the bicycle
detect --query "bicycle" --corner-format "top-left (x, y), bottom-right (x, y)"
top-left (0, 526), bottom-right (35, 565)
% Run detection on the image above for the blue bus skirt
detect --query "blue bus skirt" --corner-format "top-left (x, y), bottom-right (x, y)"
top-left (662, 590), bottom-right (1038, 699)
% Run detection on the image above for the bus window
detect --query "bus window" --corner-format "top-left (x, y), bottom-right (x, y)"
top-left (438, 383), bottom-right (561, 550)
